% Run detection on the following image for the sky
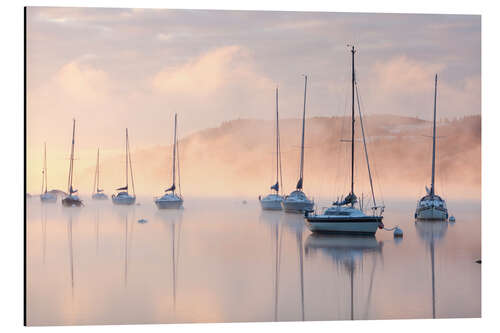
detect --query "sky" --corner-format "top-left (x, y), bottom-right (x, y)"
top-left (26, 7), bottom-right (481, 195)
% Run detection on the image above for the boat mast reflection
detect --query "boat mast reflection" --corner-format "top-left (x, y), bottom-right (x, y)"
top-left (282, 214), bottom-right (306, 321)
top-left (305, 234), bottom-right (382, 320)
top-left (415, 220), bottom-right (448, 318)
top-left (157, 210), bottom-right (184, 312)
top-left (259, 211), bottom-right (283, 321)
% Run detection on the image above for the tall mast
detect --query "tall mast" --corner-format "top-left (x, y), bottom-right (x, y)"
top-left (351, 46), bottom-right (356, 200)
top-left (127, 130), bottom-right (136, 196)
top-left (97, 148), bottom-right (100, 191)
top-left (93, 148), bottom-right (99, 193)
top-left (125, 128), bottom-right (129, 190)
top-left (172, 114), bottom-right (178, 192)
top-left (275, 87), bottom-right (279, 192)
top-left (67, 119), bottom-right (76, 194)
top-left (430, 74), bottom-right (438, 196)
top-left (43, 142), bottom-right (48, 193)
top-left (297, 75), bottom-right (307, 190)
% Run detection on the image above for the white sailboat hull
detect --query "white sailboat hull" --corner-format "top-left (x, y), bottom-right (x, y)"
top-left (282, 200), bottom-right (314, 213)
top-left (305, 220), bottom-right (380, 235)
top-left (92, 192), bottom-right (108, 200)
top-left (40, 193), bottom-right (57, 203)
top-left (260, 194), bottom-right (283, 211)
top-left (416, 207), bottom-right (448, 220)
top-left (155, 199), bottom-right (183, 209)
top-left (261, 200), bottom-right (283, 210)
top-left (112, 194), bottom-right (136, 205)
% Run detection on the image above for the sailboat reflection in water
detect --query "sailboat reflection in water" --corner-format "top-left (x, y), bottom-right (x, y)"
top-left (156, 210), bottom-right (184, 313)
top-left (305, 234), bottom-right (382, 320)
top-left (415, 220), bottom-right (448, 318)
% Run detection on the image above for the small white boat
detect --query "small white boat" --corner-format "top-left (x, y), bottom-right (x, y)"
top-left (62, 119), bottom-right (83, 207)
top-left (305, 46), bottom-right (384, 234)
top-left (282, 75), bottom-right (314, 213)
top-left (415, 75), bottom-right (448, 221)
top-left (112, 128), bottom-right (136, 205)
top-left (40, 143), bottom-right (57, 203)
top-left (92, 148), bottom-right (108, 200)
top-left (155, 114), bottom-right (183, 210)
top-left (260, 87), bottom-right (284, 211)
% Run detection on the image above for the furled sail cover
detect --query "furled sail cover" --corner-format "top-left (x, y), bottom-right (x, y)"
top-left (270, 182), bottom-right (279, 192)
top-left (165, 184), bottom-right (176, 192)
top-left (97, 188), bottom-right (104, 193)
top-left (334, 192), bottom-right (357, 206)
top-left (69, 186), bottom-right (78, 194)
top-left (296, 178), bottom-right (303, 190)
top-left (116, 186), bottom-right (128, 191)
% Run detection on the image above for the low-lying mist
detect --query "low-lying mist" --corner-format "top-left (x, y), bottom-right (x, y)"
top-left (28, 114), bottom-right (480, 202)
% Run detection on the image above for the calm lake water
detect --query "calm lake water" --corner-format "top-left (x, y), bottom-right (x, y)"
top-left (26, 197), bottom-right (481, 325)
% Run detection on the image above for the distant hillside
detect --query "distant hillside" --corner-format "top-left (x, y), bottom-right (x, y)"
top-left (92, 114), bottom-right (480, 200)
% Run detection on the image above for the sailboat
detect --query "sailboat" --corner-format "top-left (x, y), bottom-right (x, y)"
top-left (62, 119), bottom-right (83, 207)
top-left (260, 87), bottom-right (284, 210)
top-left (155, 113), bottom-right (184, 209)
top-left (40, 142), bottom-right (57, 202)
top-left (92, 148), bottom-right (108, 200)
top-left (112, 128), bottom-right (136, 205)
top-left (282, 75), bottom-right (314, 213)
top-left (415, 75), bottom-right (449, 220)
top-left (305, 46), bottom-right (383, 235)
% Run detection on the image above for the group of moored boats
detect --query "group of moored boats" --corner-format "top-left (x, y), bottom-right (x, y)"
top-left (258, 47), bottom-right (451, 235)
top-left (40, 114), bottom-right (184, 210)
top-left (37, 46), bottom-right (451, 235)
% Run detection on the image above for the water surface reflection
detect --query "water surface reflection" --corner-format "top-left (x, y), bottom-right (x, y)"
top-left (26, 198), bottom-right (480, 325)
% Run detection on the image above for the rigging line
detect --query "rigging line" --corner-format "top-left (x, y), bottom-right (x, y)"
top-left (93, 149), bottom-right (98, 194)
top-left (125, 129), bottom-right (129, 189)
top-left (127, 133), bottom-right (136, 196)
top-left (355, 83), bottom-right (376, 208)
top-left (172, 114), bottom-right (177, 192)
top-left (177, 139), bottom-right (182, 197)
top-left (356, 80), bottom-right (385, 206)
top-left (41, 143), bottom-right (45, 194)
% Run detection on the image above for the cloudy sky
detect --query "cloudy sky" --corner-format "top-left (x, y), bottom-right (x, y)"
top-left (26, 7), bottom-right (480, 193)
